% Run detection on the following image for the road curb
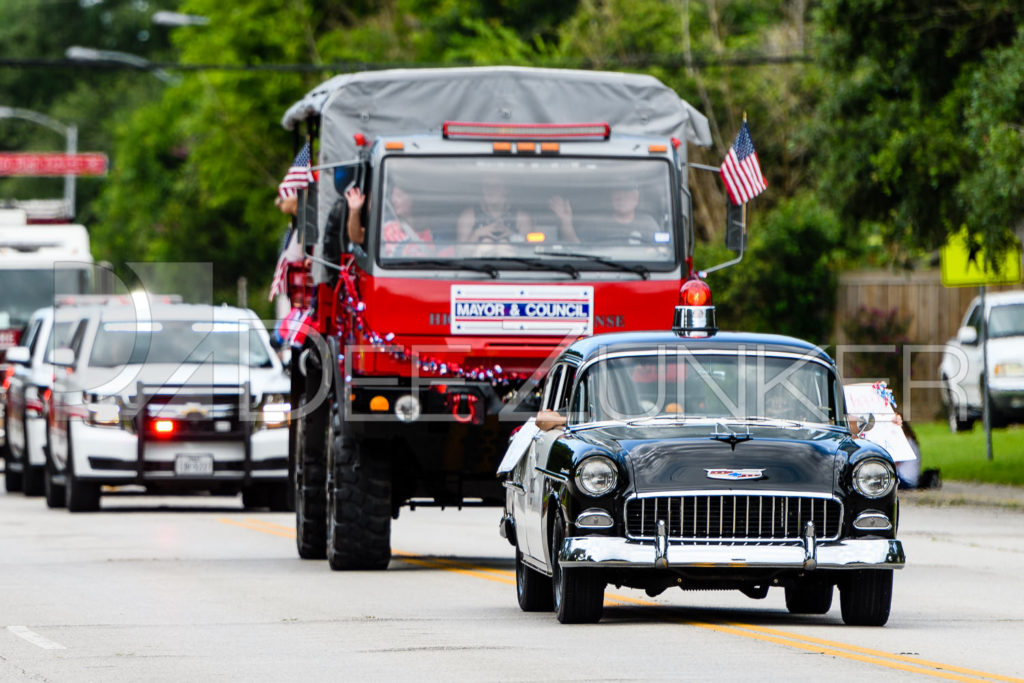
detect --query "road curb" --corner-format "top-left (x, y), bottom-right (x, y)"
top-left (902, 481), bottom-right (1024, 512)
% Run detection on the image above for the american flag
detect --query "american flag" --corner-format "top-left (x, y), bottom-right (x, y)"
top-left (720, 122), bottom-right (767, 206)
top-left (277, 142), bottom-right (314, 200)
top-left (268, 226), bottom-right (302, 301)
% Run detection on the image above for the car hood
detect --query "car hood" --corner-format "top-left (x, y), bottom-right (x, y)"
top-left (575, 424), bottom-right (846, 495)
top-left (68, 363), bottom-right (289, 401)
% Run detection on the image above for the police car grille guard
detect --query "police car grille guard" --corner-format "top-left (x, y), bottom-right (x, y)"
top-left (133, 382), bottom-right (254, 479)
top-left (625, 493), bottom-right (843, 543)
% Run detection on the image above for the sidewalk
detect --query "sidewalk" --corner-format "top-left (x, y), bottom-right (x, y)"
top-left (902, 480), bottom-right (1024, 511)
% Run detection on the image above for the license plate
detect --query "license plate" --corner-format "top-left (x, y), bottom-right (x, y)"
top-left (174, 454), bottom-right (214, 476)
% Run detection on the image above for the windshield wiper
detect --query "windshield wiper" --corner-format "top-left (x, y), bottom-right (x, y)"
top-left (534, 250), bottom-right (650, 280)
top-left (482, 257), bottom-right (580, 279)
top-left (387, 259), bottom-right (498, 279)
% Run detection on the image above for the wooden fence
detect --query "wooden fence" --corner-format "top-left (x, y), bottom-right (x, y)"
top-left (834, 270), bottom-right (1023, 421)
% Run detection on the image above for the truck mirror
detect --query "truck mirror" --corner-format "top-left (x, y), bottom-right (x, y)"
top-left (956, 326), bottom-right (978, 345)
top-left (50, 347), bottom-right (75, 367)
top-left (725, 201), bottom-right (745, 252)
top-left (5, 346), bottom-right (30, 365)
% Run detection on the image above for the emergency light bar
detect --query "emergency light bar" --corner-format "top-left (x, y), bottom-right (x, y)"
top-left (443, 121), bottom-right (610, 141)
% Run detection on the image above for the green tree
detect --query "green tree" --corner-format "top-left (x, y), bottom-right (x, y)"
top-left (813, 0), bottom-right (1024, 261)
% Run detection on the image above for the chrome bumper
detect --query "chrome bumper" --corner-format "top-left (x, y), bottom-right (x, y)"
top-left (559, 536), bottom-right (905, 570)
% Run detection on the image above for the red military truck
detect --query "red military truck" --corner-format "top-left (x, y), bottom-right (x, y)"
top-left (279, 67), bottom-right (727, 569)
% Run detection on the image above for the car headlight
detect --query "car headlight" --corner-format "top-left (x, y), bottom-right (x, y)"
top-left (575, 455), bottom-right (618, 497)
top-left (257, 392), bottom-right (290, 429)
top-left (852, 459), bottom-right (896, 499)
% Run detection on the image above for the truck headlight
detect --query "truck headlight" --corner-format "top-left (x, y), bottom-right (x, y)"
top-left (257, 393), bottom-right (290, 429)
top-left (575, 455), bottom-right (618, 497)
top-left (84, 394), bottom-right (123, 428)
top-left (852, 459), bottom-right (895, 499)
top-left (993, 362), bottom-right (1024, 378)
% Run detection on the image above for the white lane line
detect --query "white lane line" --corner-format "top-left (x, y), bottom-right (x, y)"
top-left (6, 626), bottom-right (66, 650)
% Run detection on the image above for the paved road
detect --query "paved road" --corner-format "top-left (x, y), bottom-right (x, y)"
top-left (1, 481), bottom-right (1023, 682)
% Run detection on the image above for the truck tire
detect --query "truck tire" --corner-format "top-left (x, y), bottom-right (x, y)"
top-left (43, 427), bottom-right (65, 508)
top-left (64, 435), bottom-right (100, 513)
top-left (839, 569), bottom-right (892, 626)
top-left (23, 464), bottom-right (45, 497)
top-left (945, 381), bottom-right (973, 433)
top-left (551, 512), bottom-right (603, 623)
top-left (4, 459), bottom-right (23, 492)
top-left (295, 394), bottom-right (328, 559)
top-left (326, 400), bottom-right (392, 570)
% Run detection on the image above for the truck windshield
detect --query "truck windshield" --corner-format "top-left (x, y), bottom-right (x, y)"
top-left (988, 303), bottom-right (1024, 338)
top-left (89, 321), bottom-right (273, 368)
top-left (575, 352), bottom-right (836, 426)
top-left (0, 268), bottom-right (91, 329)
top-left (376, 157), bottom-right (677, 272)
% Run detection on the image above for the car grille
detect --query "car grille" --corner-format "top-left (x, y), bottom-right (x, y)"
top-left (625, 493), bottom-right (843, 542)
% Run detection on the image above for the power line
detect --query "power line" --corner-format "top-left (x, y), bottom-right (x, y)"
top-left (0, 52), bottom-right (813, 75)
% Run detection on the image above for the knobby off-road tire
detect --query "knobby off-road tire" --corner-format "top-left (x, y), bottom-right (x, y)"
top-left (326, 401), bottom-right (392, 571)
top-left (516, 547), bottom-right (553, 612)
top-left (551, 514), bottom-right (604, 623)
top-left (785, 580), bottom-right (834, 615)
top-left (295, 393), bottom-right (329, 559)
top-left (840, 569), bottom-right (893, 626)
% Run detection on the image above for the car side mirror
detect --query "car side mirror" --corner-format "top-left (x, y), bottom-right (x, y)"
top-left (725, 201), bottom-right (745, 253)
top-left (855, 413), bottom-right (875, 434)
top-left (536, 408), bottom-right (567, 432)
top-left (956, 326), bottom-right (978, 345)
top-left (50, 347), bottom-right (75, 368)
top-left (5, 346), bottom-right (30, 365)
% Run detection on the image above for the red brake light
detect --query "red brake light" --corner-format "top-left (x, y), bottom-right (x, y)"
top-left (153, 419), bottom-right (176, 435)
top-left (679, 279), bottom-right (712, 307)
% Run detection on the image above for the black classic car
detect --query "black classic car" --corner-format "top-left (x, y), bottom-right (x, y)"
top-left (497, 299), bottom-right (904, 624)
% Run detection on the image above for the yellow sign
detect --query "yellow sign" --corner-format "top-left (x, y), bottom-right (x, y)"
top-left (940, 230), bottom-right (1023, 287)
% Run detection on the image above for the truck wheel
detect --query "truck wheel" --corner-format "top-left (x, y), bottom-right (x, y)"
top-left (551, 513), bottom-right (603, 623)
top-left (241, 485), bottom-right (270, 510)
top-left (516, 547), bottom-right (553, 612)
top-left (4, 459), bottom-right (23, 492)
top-left (43, 427), bottom-right (65, 508)
top-left (266, 482), bottom-right (291, 512)
top-left (295, 396), bottom-right (328, 559)
top-left (840, 569), bottom-right (892, 626)
top-left (64, 435), bottom-right (100, 513)
top-left (44, 460), bottom-right (65, 509)
top-left (326, 401), bottom-right (392, 570)
top-left (785, 580), bottom-right (833, 614)
top-left (23, 464), bottom-right (45, 496)
top-left (945, 382), bottom-right (973, 433)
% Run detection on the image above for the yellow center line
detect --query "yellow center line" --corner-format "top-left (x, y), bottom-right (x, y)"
top-left (220, 519), bottom-right (1022, 682)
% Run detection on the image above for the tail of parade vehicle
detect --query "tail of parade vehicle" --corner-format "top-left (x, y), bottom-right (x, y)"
top-left (277, 67), bottom-right (742, 569)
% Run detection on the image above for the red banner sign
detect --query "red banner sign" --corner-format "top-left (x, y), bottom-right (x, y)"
top-left (0, 153), bottom-right (108, 177)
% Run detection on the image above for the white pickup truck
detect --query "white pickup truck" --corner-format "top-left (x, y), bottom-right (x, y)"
top-left (939, 290), bottom-right (1024, 432)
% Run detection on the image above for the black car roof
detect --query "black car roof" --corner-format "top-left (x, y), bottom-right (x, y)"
top-left (562, 331), bottom-right (834, 366)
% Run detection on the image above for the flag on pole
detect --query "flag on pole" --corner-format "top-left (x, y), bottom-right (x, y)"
top-left (268, 227), bottom-right (303, 301)
top-left (719, 121), bottom-right (767, 206)
top-left (277, 142), bottom-right (314, 200)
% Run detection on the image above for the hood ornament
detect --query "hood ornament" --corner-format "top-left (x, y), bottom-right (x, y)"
top-left (705, 468), bottom-right (765, 481)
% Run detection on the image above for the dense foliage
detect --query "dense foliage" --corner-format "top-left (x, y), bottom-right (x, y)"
top-left (2, 0), bottom-right (1021, 328)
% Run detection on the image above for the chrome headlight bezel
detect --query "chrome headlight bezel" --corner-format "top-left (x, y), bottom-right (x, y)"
top-left (574, 455), bottom-right (618, 497)
top-left (852, 458), bottom-right (896, 499)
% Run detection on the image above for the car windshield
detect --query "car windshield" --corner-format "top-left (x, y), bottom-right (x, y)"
top-left (574, 351), bottom-right (837, 425)
top-left (0, 269), bottom-right (91, 329)
top-left (88, 321), bottom-right (273, 368)
top-left (375, 156), bottom-right (677, 272)
top-left (988, 303), bottom-right (1024, 339)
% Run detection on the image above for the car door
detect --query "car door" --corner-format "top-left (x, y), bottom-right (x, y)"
top-left (523, 362), bottom-right (576, 563)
